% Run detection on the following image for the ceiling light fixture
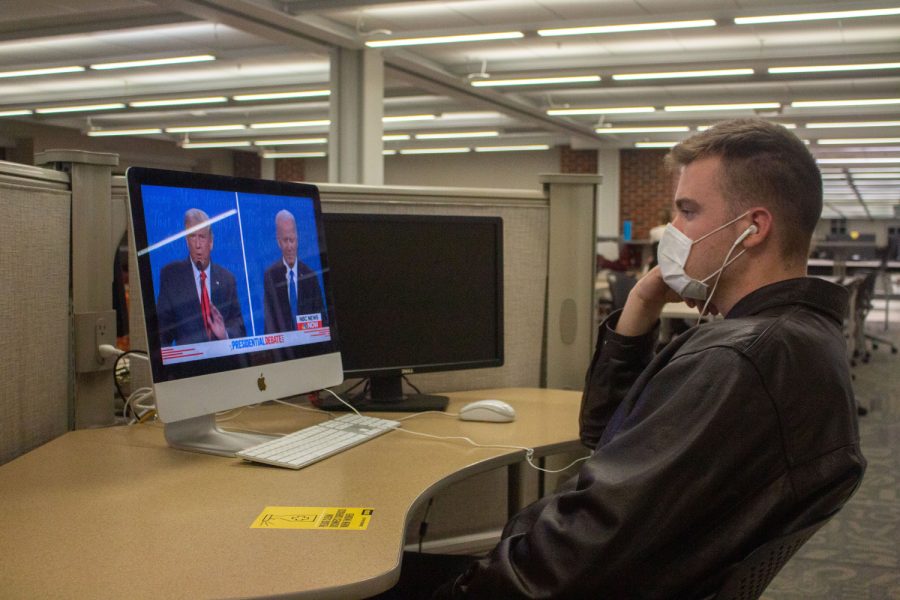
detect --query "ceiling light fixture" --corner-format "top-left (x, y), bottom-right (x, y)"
top-left (474, 145), bottom-right (551, 152)
top-left (664, 102), bottom-right (781, 112)
top-left (249, 120), bottom-right (331, 129)
top-left (366, 31), bottom-right (523, 48)
top-left (399, 147), bottom-right (471, 155)
top-left (807, 121), bottom-right (900, 129)
top-left (472, 75), bottom-right (601, 87)
top-left (35, 103), bottom-right (126, 114)
top-left (635, 141), bottom-right (679, 148)
top-left (253, 138), bottom-right (327, 146)
top-left (769, 62), bottom-right (900, 74)
top-left (415, 131), bottom-right (498, 139)
top-left (90, 54), bottom-right (216, 70)
top-left (233, 90), bottom-right (330, 101)
top-left (0, 109), bottom-right (33, 117)
top-left (613, 68), bottom-right (753, 81)
top-left (595, 126), bottom-right (689, 134)
top-left (538, 19), bottom-right (715, 37)
top-left (548, 106), bottom-right (655, 116)
top-left (697, 123), bottom-right (795, 131)
top-left (130, 97), bottom-right (228, 108)
top-left (791, 98), bottom-right (900, 108)
top-left (87, 128), bottom-right (163, 137)
top-left (165, 124), bottom-right (246, 133)
top-left (262, 152), bottom-right (326, 159)
top-left (182, 141), bottom-right (252, 149)
top-left (0, 65), bottom-right (84, 78)
top-left (817, 138), bottom-right (900, 145)
top-left (383, 114), bottom-right (436, 123)
top-left (735, 7), bottom-right (900, 25)
top-left (382, 134), bottom-right (411, 141)
top-left (383, 150), bottom-right (398, 155)
top-left (817, 158), bottom-right (900, 164)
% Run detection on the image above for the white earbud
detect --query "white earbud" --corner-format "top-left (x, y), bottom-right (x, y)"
top-left (737, 224), bottom-right (758, 243)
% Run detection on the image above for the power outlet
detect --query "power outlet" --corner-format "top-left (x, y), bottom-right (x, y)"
top-left (74, 310), bottom-right (118, 373)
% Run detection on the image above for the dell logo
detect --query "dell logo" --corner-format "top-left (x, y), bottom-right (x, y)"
top-left (257, 374), bottom-right (267, 391)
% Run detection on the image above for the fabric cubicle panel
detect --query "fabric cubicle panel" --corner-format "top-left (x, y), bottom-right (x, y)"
top-left (0, 162), bottom-right (72, 465)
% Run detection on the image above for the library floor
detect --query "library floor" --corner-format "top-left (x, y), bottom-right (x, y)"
top-left (766, 308), bottom-right (900, 600)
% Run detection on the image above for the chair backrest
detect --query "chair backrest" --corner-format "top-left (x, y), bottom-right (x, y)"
top-left (607, 271), bottom-right (637, 311)
top-left (712, 518), bottom-right (829, 600)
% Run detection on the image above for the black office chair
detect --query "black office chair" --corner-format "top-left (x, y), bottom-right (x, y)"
top-left (707, 518), bottom-right (830, 600)
top-left (856, 270), bottom-right (898, 363)
top-left (607, 271), bottom-right (637, 312)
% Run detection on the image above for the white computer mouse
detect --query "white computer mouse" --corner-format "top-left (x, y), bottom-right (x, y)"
top-left (458, 399), bottom-right (516, 423)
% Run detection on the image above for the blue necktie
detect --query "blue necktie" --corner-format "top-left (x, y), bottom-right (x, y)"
top-left (288, 269), bottom-right (298, 321)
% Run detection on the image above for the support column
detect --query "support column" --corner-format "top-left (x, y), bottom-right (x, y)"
top-left (260, 157), bottom-right (276, 180)
top-left (36, 149), bottom-right (119, 428)
top-left (328, 47), bottom-right (384, 185)
top-left (540, 174), bottom-right (603, 390)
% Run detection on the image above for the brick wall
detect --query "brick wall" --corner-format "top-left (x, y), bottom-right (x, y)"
top-left (233, 151), bottom-right (261, 179)
top-left (619, 149), bottom-right (676, 239)
top-left (275, 158), bottom-right (306, 182)
top-left (560, 146), bottom-right (598, 174)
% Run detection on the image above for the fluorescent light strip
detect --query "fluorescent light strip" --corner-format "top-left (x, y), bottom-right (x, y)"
top-left (233, 90), bottom-right (330, 101)
top-left (250, 120), bottom-right (330, 129)
top-left (817, 158), bottom-right (900, 164)
top-left (635, 141), bottom-right (678, 148)
top-left (383, 114), bottom-right (436, 123)
top-left (130, 97), bottom-right (227, 108)
top-left (0, 110), bottom-right (33, 117)
top-left (87, 128), bottom-right (163, 137)
top-left (613, 68), bottom-right (753, 81)
top-left (366, 31), bottom-right (523, 48)
top-left (548, 106), bottom-right (655, 116)
top-left (399, 147), bottom-right (471, 155)
top-left (262, 152), bottom-right (326, 159)
top-left (472, 75), bottom-right (600, 87)
top-left (807, 121), bottom-right (900, 129)
top-left (0, 65), bottom-right (84, 78)
top-left (383, 150), bottom-right (397, 156)
top-left (383, 134), bottom-right (410, 141)
top-left (665, 102), bottom-right (781, 112)
top-left (474, 145), bottom-right (550, 152)
top-left (182, 141), bottom-right (252, 149)
top-left (415, 131), bottom-right (498, 140)
top-left (165, 124), bottom-right (246, 133)
top-left (735, 7), bottom-right (900, 25)
top-left (538, 19), bottom-right (715, 37)
top-left (817, 138), bottom-right (900, 145)
top-left (769, 62), bottom-right (900, 74)
top-left (35, 103), bottom-right (125, 114)
top-left (851, 172), bottom-right (900, 178)
top-left (596, 126), bottom-right (689, 134)
top-left (820, 174), bottom-right (847, 179)
top-left (253, 138), bottom-right (327, 146)
top-left (698, 123), bottom-right (796, 131)
top-left (90, 55), bottom-right (215, 70)
top-left (792, 98), bottom-right (900, 108)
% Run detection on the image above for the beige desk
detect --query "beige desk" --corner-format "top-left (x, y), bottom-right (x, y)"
top-left (0, 387), bottom-right (582, 599)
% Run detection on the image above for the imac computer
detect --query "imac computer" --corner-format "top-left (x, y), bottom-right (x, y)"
top-left (126, 167), bottom-right (343, 456)
top-left (320, 213), bottom-right (504, 412)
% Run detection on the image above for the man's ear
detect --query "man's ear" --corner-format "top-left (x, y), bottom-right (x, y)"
top-left (742, 208), bottom-right (772, 249)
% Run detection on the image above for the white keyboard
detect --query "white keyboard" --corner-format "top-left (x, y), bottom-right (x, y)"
top-left (236, 413), bottom-right (401, 470)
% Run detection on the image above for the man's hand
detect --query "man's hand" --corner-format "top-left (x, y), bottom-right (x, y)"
top-left (614, 267), bottom-right (682, 337)
top-left (208, 305), bottom-right (228, 340)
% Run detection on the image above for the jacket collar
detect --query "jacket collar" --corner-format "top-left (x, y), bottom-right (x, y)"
top-left (726, 277), bottom-right (849, 325)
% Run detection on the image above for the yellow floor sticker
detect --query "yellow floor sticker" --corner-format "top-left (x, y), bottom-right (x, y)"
top-left (251, 506), bottom-right (374, 530)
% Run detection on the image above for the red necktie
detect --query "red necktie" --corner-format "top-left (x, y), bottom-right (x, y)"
top-left (199, 270), bottom-right (213, 340)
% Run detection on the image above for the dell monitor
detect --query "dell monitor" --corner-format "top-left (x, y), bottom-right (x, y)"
top-left (321, 213), bottom-right (504, 412)
top-left (126, 167), bottom-right (343, 456)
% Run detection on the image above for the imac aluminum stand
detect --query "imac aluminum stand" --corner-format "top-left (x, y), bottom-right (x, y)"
top-left (163, 413), bottom-right (276, 457)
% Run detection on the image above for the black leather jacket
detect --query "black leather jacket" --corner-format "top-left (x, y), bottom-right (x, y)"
top-left (449, 277), bottom-right (866, 599)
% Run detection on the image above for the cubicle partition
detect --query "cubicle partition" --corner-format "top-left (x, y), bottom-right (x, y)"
top-left (0, 160), bottom-right (72, 465)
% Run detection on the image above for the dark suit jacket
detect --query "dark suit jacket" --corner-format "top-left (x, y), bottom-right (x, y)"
top-left (156, 259), bottom-right (246, 346)
top-left (263, 259), bottom-right (326, 334)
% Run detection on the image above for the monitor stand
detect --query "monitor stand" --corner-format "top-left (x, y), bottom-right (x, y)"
top-left (319, 375), bottom-right (448, 412)
top-left (163, 413), bottom-right (277, 457)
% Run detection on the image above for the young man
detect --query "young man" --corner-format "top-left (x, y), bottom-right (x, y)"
top-left (432, 119), bottom-right (866, 598)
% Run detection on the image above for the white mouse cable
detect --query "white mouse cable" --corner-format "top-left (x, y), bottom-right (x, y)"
top-left (395, 427), bottom-right (590, 474)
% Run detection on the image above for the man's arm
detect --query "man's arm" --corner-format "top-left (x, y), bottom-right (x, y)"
top-left (262, 267), bottom-right (279, 334)
top-left (156, 265), bottom-right (177, 346)
top-left (217, 269), bottom-right (246, 339)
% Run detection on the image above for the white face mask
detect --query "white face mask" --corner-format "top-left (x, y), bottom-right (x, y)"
top-left (657, 211), bottom-right (752, 301)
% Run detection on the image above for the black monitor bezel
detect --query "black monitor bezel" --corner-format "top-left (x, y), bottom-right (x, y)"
top-left (127, 166), bottom-right (340, 383)
top-left (322, 212), bottom-right (504, 382)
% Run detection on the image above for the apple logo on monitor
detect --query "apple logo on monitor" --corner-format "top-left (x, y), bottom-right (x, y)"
top-left (257, 374), bottom-right (267, 391)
